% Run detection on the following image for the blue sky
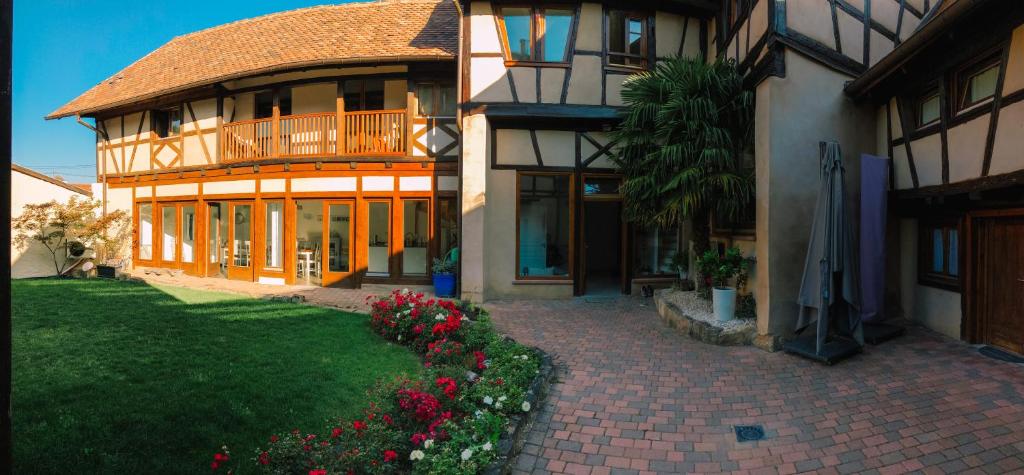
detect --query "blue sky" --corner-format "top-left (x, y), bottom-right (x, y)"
top-left (14, 0), bottom-right (357, 182)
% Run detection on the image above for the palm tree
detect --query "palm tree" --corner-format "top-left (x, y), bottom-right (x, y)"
top-left (611, 57), bottom-right (754, 256)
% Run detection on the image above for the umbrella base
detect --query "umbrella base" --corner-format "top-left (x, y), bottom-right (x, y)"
top-left (783, 335), bottom-right (862, 365)
top-left (863, 323), bottom-right (905, 345)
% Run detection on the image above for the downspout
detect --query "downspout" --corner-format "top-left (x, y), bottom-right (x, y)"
top-left (453, 0), bottom-right (465, 299)
top-left (75, 114), bottom-right (107, 218)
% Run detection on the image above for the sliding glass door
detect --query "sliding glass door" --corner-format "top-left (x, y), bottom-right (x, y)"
top-left (367, 201), bottom-right (391, 276)
top-left (226, 202), bottom-right (254, 281)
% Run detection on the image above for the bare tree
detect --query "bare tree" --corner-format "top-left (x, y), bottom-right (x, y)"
top-left (11, 197), bottom-right (130, 275)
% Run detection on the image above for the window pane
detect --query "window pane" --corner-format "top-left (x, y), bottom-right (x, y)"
top-left (416, 83), bottom-right (435, 116)
top-left (920, 94), bottom-right (940, 125)
top-left (438, 197), bottom-right (458, 260)
top-left (968, 65), bottom-right (998, 104)
top-left (255, 91), bottom-right (275, 119)
top-left (948, 229), bottom-right (959, 277)
top-left (403, 200), bottom-right (429, 276)
top-left (295, 200), bottom-right (323, 285)
top-left (628, 18), bottom-right (643, 55)
top-left (233, 205), bottom-right (251, 267)
top-left (153, 110), bottom-right (169, 137)
top-left (584, 177), bottom-right (620, 195)
top-left (162, 206), bottom-right (176, 261)
top-left (543, 9), bottom-right (573, 62)
top-left (182, 206), bottom-right (195, 263)
top-left (343, 81), bottom-right (363, 112)
top-left (265, 202), bottom-right (283, 269)
top-left (931, 229), bottom-right (944, 273)
top-left (608, 10), bottom-right (626, 54)
top-left (518, 175), bottom-right (570, 277)
top-left (139, 204), bottom-right (153, 260)
top-left (368, 202), bottom-right (390, 275)
top-left (364, 80), bottom-right (385, 111)
top-left (635, 226), bottom-right (680, 276)
top-left (169, 109), bottom-right (181, 136)
top-left (439, 85), bottom-right (457, 116)
top-left (328, 204), bottom-right (351, 273)
top-left (503, 8), bottom-right (532, 61)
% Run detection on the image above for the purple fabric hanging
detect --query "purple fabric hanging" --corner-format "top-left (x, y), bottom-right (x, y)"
top-left (860, 154), bottom-right (889, 323)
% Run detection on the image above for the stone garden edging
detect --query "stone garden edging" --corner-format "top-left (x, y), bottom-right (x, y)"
top-left (653, 288), bottom-right (756, 346)
top-left (484, 346), bottom-right (555, 475)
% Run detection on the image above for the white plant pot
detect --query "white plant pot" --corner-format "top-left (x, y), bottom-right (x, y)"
top-left (678, 270), bottom-right (689, 281)
top-left (712, 286), bottom-right (737, 322)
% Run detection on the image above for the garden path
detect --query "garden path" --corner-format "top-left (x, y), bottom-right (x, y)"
top-left (486, 296), bottom-right (1024, 475)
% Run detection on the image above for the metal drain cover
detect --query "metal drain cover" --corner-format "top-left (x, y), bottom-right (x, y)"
top-left (735, 425), bottom-right (765, 442)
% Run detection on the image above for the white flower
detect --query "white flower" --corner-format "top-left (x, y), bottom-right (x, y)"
top-left (461, 448), bottom-right (473, 461)
top-left (483, 396), bottom-right (493, 406)
top-left (522, 401), bottom-right (531, 412)
top-left (409, 450), bottom-right (425, 461)
top-left (435, 314), bottom-right (446, 321)
top-left (461, 316), bottom-right (469, 321)
top-left (483, 442), bottom-right (493, 451)
top-left (402, 288), bottom-right (409, 293)
top-left (397, 335), bottom-right (402, 341)
top-left (424, 439), bottom-right (434, 449)
top-left (474, 410), bottom-right (483, 418)
top-left (495, 402), bottom-right (503, 409)
top-left (498, 395), bottom-right (507, 402)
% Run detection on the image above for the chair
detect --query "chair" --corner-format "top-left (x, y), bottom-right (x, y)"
top-left (311, 244), bottom-right (323, 278)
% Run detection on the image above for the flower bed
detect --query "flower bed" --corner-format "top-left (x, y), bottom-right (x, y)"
top-left (214, 290), bottom-right (550, 474)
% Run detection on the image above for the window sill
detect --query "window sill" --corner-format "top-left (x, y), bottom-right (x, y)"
top-left (918, 275), bottom-right (960, 293)
top-left (504, 60), bottom-right (571, 68)
top-left (604, 64), bottom-right (647, 74)
top-left (512, 279), bottom-right (573, 285)
top-left (955, 97), bottom-right (994, 117)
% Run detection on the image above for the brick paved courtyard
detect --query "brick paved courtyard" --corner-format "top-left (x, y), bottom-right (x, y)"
top-left (485, 297), bottom-right (1024, 475)
top-left (123, 273), bottom-right (1024, 474)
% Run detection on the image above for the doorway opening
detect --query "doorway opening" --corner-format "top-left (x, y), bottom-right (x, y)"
top-left (582, 200), bottom-right (623, 295)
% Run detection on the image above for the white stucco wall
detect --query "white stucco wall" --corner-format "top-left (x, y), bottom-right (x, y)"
top-left (11, 168), bottom-right (93, 278)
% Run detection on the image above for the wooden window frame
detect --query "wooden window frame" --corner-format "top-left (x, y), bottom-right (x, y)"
top-left (152, 106), bottom-right (182, 139)
top-left (919, 217), bottom-right (961, 292)
top-left (914, 85), bottom-right (941, 129)
top-left (415, 82), bottom-right (457, 117)
top-left (605, 9), bottom-right (651, 71)
top-left (952, 51), bottom-right (1001, 115)
top-left (495, 5), bottom-right (577, 67)
top-left (515, 172), bottom-right (575, 281)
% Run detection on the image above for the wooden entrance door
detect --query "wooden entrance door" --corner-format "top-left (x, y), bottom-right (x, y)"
top-left (978, 215), bottom-right (1024, 353)
top-left (226, 202), bottom-right (255, 281)
top-left (322, 200), bottom-right (355, 287)
top-left (156, 202), bottom-right (198, 274)
top-left (206, 202), bottom-right (225, 277)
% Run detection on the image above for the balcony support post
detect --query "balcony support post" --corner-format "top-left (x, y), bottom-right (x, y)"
top-left (336, 81), bottom-right (345, 157)
top-left (271, 88), bottom-right (280, 158)
top-left (406, 85), bottom-right (417, 157)
top-left (215, 95), bottom-right (223, 163)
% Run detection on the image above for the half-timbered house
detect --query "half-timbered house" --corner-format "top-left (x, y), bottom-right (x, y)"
top-left (47, 0), bottom-right (1023, 352)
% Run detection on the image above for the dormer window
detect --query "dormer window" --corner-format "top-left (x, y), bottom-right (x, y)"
top-left (607, 10), bottom-right (649, 69)
top-left (954, 53), bottom-right (1000, 113)
top-left (152, 107), bottom-right (181, 138)
top-left (496, 6), bottom-right (575, 65)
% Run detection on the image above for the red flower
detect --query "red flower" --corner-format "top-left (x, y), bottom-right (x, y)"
top-left (410, 433), bottom-right (427, 446)
top-left (435, 377), bottom-right (458, 400)
top-left (495, 378), bottom-right (504, 386)
top-left (474, 351), bottom-right (487, 370)
top-left (303, 445), bottom-right (312, 452)
top-left (258, 451), bottom-right (270, 465)
top-left (211, 452), bottom-right (229, 471)
top-left (383, 450), bottom-right (398, 463)
top-left (397, 388), bottom-right (441, 422)
top-left (383, 414), bottom-right (393, 425)
top-left (270, 435), bottom-right (279, 443)
top-left (413, 324), bottom-right (424, 334)
top-left (331, 427), bottom-right (343, 438)
top-left (309, 470), bottom-right (327, 475)
top-left (352, 420), bottom-right (367, 431)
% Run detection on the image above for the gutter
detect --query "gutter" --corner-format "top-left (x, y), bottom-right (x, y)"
top-left (75, 115), bottom-right (107, 218)
top-left (845, 0), bottom-right (987, 100)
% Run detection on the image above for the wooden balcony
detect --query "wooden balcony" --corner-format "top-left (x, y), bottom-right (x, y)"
top-left (221, 109), bottom-right (407, 162)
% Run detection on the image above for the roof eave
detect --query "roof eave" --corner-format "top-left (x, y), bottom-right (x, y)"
top-left (45, 54), bottom-right (456, 120)
top-left (845, 0), bottom-right (989, 101)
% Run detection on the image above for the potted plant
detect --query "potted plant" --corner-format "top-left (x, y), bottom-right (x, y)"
top-left (696, 247), bottom-right (748, 322)
top-left (431, 248), bottom-right (458, 298)
top-left (670, 249), bottom-right (689, 281)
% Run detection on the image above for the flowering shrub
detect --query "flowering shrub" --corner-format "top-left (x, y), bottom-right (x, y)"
top-left (227, 289), bottom-right (541, 475)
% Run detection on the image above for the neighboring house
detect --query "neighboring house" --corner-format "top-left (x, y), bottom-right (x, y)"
top-left (10, 164), bottom-right (93, 278)
top-left (46, 0), bottom-right (1024, 352)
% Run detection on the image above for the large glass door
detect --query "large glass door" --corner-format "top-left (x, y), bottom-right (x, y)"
top-left (323, 200), bottom-right (354, 287)
top-left (206, 202), bottom-right (227, 277)
top-left (227, 202), bottom-right (254, 281)
top-left (367, 201), bottom-right (391, 276)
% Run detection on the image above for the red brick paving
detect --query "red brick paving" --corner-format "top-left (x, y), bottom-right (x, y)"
top-left (485, 296), bottom-right (1024, 475)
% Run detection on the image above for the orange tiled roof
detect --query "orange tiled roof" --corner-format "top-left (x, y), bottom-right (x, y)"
top-left (47, 0), bottom-right (458, 119)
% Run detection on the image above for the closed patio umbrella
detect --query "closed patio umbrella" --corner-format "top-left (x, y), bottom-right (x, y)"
top-left (793, 141), bottom-right (864, 358)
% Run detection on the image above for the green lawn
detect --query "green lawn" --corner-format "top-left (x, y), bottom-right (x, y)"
top-left (12, 278), bottom-right (421, 474)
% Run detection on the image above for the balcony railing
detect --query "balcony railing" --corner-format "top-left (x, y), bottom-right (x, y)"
top-left (221, 109), bottom-right (406, 162)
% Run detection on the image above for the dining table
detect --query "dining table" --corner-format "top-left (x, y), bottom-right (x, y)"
top-left (297, 250), bottom-right (314, 280)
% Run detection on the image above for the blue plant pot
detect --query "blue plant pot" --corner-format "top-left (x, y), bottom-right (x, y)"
top-left (433, 273), bottom-right (456, 298)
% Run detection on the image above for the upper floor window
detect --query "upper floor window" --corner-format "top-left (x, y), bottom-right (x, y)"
top-left (954, 53), bottom-right (1000, 113)
top-left (496, 6), bottom-right (575, 64)
top-left (343, 79), bottom-right (385, 112)
top-left (607, 10), bottom-right (649, 69)
top-left (416, 82), bottom-right (456, 117)
top-left (915, 87), bottom-right (940, 128)
top-left (255, 89), bottom-right (291, 119)
top-left (152, 106), bottom-right (181, 138)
